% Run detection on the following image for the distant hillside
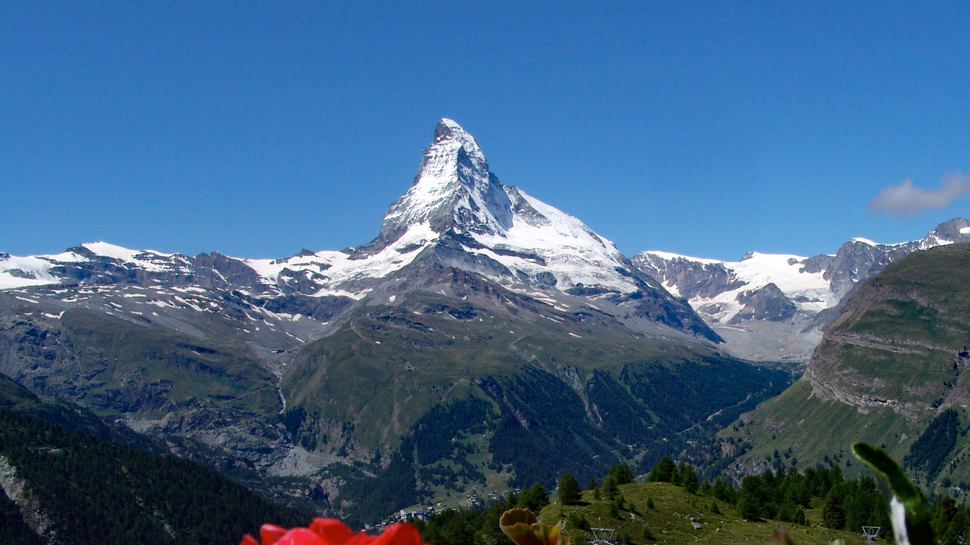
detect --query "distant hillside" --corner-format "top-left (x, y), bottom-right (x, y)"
top-left (711, 243), bottom-right (970, 497)
top-left (633, 218), bottom-right (970, 362)
top-left (0, 371), bottom-right (165, 454)
top-left (300, 285), bottom-right (792, 527)
top-left (416, 467), bottom-right (900, 545)
top-left (0, 406), bottom-right (308, 544)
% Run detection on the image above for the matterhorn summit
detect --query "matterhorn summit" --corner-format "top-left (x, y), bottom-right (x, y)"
top-left (350, 119), bottom-right (661, 301)
top-left (377, 118), bottom-right (514, 243)
top-left (0, 118), bottom-right (718, 342)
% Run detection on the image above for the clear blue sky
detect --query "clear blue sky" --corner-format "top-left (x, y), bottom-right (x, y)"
top-left (2, 1), bottom-right (969, 261)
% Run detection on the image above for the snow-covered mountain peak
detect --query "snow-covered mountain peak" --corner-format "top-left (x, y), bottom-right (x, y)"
top-left (374, 120), bottom-right (513, 248)
top-left (919, 217), bottom-right (970, 249)
top-left (430, 118), bottom-right (487, 165)
top-left (848, 237), bottom-right (879, 246)
top-left (414, 118), bottom-right (489, 186)
top-left (78, 241), bottom-right (174, 260)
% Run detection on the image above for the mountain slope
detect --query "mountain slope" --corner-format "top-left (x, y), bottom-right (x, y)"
top-left (0, 406), bottom-right (308, 545)
top-left (278, 268), bottom-right (790, 524)
top-left (712, 242), bottom-right (970, 496)
top-left (633, 219), bottom-right (970, 362)
top-left (0, 119), bottom-right (785, 523)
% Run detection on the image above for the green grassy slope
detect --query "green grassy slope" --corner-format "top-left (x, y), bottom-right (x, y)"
top-left (538, 482), bottom-right (874, 545)
top-left (715, 243), bottom-right (970, 496)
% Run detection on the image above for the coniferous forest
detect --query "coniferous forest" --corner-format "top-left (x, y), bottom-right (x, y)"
top-left (415, 458), bottom-right (970, 545)
top-left (0, 408), bottom-right (308, 545)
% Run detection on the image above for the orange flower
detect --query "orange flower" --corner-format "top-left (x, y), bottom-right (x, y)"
top-left (241, 519), bottom-right (425, 545)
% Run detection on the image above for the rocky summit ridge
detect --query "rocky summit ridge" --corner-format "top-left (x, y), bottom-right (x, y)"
top-left (377, 118), bottom-right (514, 243)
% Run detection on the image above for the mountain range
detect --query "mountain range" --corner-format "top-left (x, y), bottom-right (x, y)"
top-left (0, 119), bottom-right (966, 524)
top-left (0, 120), bottom-right (789, 524)
top-left (709, 241), bottom-right (970, 501)
top-left (633, 218), bottom-right (970, 362)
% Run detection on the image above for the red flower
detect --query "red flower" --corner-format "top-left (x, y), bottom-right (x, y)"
top-left (241, 519), bottom-right (425, 545)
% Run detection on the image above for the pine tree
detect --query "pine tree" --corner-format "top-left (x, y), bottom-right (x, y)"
top-left (603, 475), bottom-right (620, 500)
top-left (559, 474), bottom-right (582, 506)
top-left (823, 488), bottom-right (847, 530)
top-left (607, 463), bottom-right (635, 485)
top-left (648, 456), bottom-right (676, 482)
top-left (680, 464), bottom-right (699, 494)
top-left (521, 483), bottom-right (549, 512)
top-left (713, 476), bottom-right (736, 503)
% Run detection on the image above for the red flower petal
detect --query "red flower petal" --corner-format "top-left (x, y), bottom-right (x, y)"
top-left (310, 518), bottom-right (356, 545)
top-left (261, 524), bottom-right (290, 545)
top-left (276, 528), bottom-right (328, 545)
top-left (343, 531), bottom-right (377, 545)
top-left (241, 534), bottom-right (261, 545)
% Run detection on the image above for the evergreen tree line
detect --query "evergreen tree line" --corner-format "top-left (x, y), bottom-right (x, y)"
top-left (0, 408), bottom-right (308, 545)
top-left (416, 456), bottom-right (970, 545)
top-left (411, 483), bottom-right (551, 545)
top-left (646, 456), bottom-right (885, 529)
top-left (414, 464), bottom-right (634, 545)
top-left (648, 455), bottom-right (970, 545)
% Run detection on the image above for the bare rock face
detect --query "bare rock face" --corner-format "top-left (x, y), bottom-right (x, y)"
top-left (0, 455), bottom-right (54, 542)
top-left (632, 253), bottom-right (745, 300)
top-left (731, 283), bottom-right (797, 324)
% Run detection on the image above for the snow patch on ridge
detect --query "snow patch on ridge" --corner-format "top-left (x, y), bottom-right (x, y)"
top-left (472, 188), bottom-right (637, 294)
top-left (245, 222), bottom-right (440, 295)
top-left (0, 252), bottom-right (89, 289)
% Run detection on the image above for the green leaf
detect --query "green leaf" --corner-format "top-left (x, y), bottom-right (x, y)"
top-left (852, 442), bottom-right (938, 545)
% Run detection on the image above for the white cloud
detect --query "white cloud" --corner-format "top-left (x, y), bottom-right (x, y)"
top-left (868, 173), bottom-right (970, 216)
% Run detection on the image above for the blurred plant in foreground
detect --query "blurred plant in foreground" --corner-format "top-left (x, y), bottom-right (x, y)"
top-left (240, 518), bottom-right (424, 545)
top-left (498, 508), bottom-right (569, 545)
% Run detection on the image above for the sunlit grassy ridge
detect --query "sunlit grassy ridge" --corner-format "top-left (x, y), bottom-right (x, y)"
top-left (718, 243), bottom-right (970, 497)
top-left (538, 482), bottom-right (875, 545)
